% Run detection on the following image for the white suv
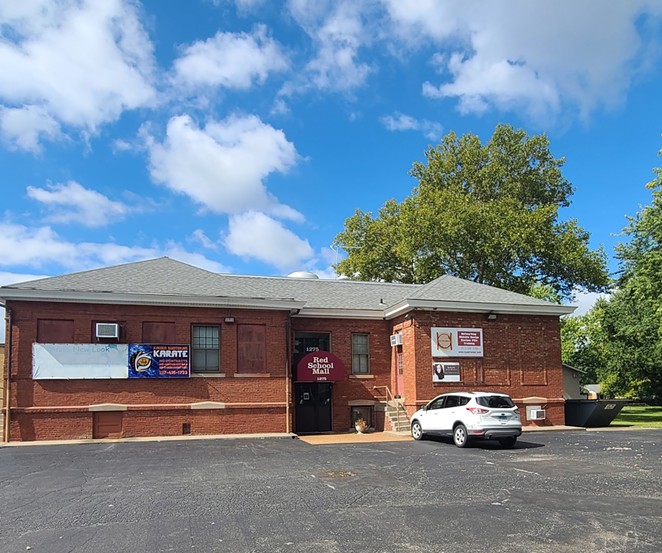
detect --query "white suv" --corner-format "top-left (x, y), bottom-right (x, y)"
top-left (410, 391), bottom-right (522, 448)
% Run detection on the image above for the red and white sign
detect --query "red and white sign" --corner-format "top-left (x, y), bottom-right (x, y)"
top-left (296, 351), bottom-right (346, 382)
top-left (431, 327), bottom-right (483, 358)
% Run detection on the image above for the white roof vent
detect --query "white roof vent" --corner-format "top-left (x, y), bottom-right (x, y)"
top-left (287, 271), bottom-right (319, 279)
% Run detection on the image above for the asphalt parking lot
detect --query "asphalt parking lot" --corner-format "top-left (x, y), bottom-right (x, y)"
top-left (1, 430), bottom-right (661, 553)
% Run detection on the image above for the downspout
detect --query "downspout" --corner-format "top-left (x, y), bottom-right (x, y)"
top-left (4, 306), bottom-right (12, 443)
top-left (285, 312), bottom-right (292, 434)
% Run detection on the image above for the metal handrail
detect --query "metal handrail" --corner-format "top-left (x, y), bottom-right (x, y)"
top-left (372, 385), bottom-right (394, 403)
top-left (372, 385), bottom-right (409, 422)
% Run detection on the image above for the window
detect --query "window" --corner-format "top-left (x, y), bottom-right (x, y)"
top-left (192, 325), bottom-right (220, 372)
top-left (351, 406), bottom-right (372, 427)
top-left (477, 395), bottom-right (515, 409)
top-left (294, 332), bottom-right (330, 354)
top-left (428, 397), bottom-right (445, 410)
top-left (37, 319), bottom-right (74, 343)
top-left (237, 324), bottom-right (266, 373)
top-left (444, 395), bottom-right (462, 408)
top-left (142, 322), bottom-right (176, 344)
top-left (351, 333), bottom-right (370, 374)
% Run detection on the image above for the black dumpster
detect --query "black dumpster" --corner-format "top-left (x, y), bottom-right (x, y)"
top-left (564, 399), bottom-right (629, 427)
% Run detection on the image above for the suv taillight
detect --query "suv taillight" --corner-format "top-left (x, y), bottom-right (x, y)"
top-left (467, 407), bottom-right (489, 415)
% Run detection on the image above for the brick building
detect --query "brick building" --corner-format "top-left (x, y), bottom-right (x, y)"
top-left (1, 257), bottom-right (573, 442)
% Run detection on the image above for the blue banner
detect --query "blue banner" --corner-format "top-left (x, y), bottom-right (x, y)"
top-left (128, 344), bottom-right (190, 378)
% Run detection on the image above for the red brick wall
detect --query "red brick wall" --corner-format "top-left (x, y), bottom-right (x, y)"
top-left (291, 318), bottom-right (392, 431)
top-left (4, 300), bottom-right (566, 441)
top-left (11, 408), bottom-right (289, 441)
top-left (5, 301), bottom-right (293, 441)
top-left (397, 311), bottom-right (565, 425)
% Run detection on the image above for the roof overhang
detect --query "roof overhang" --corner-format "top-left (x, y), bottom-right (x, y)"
top-left (384, 298), bottom-right (575, 319)
top-left (0, 289), bottom-right (306, 312)
top-left (294, 308), bottom-right (385, 320)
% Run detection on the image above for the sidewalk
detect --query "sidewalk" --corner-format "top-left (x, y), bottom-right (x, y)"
top-left (297, 431), bottom-right (411, 445)
top-left (4, 425), bottom-right (655, 448)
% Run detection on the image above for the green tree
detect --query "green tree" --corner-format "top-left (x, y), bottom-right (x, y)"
top-left (334, 124), bottom-right (609, 298)
top-left (560, 300), bottom-right (611, 385)
top-left (598, 168), bottom-right (662, 401)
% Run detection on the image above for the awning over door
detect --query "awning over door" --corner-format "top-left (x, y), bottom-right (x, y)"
top-left (295, 351), bottom-right (346, 382)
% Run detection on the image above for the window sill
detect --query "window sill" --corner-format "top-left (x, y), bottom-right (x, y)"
top-left (234, 373), bottom-right (271, 378)
top-left (192, 373), bottom-right (226, 378)
top-left (350, 374), bottom-right (375, 379)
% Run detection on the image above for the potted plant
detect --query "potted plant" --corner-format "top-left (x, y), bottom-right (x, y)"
top-left (354, 418), bottom-right (368, 433)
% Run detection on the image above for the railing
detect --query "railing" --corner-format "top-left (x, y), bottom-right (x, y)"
top-left (372, 385), bottom-right (409, 427)
top-left (372, 385), bottom-right (395, 404)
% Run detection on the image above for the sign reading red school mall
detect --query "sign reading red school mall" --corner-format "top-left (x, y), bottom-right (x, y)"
top-left (296, 351), bottom-right (346, 382)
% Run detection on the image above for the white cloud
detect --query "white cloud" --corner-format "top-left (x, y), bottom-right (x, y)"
top-left (171, 25), bottom-right (288, 91)
top-left (0, 0), bottom-right (156, 147)
top-left (145, 114), bottom-right (302, 220)
top-left (284, 0), bottom-right (372, 94)
top-left (224, 211), bottom-right (313, 270)
top-left (0, 222), bottom-right (156, 270)
top-left (567, 290), bottom-right (611, 318)
top-left (0, 105), bottom-right (62, 152)
top-left (383, 0), bottom-right (662, 121)
top-left (190, 229), bottom-right (219, 250)
top-left (0, 271), bottom-right (48, 287)
top-left (235, 0), bottom-right (267, 10)
top-left (162, 243), bottom-right (230, 273)
top-left (27, 181), bottom-right (130, 227)
top-left (0, 221), bottom-right (231, 275)
top-left (380, 112), bottom-right (443, 140)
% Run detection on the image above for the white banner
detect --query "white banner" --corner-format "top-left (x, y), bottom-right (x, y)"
top-left (433, 362), bottom-right (461, 382)
top-left (431, 327), bottom-right (483, 358)
top-left (33, 343), bottom-right (129, 379)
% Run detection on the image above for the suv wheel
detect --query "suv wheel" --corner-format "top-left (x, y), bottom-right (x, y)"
top-left (499, 436), bottom-right (517, 448)
top-left (411, 420), bottom-right (425, 441)
top-left (453, 424), bottom-right (469, 448)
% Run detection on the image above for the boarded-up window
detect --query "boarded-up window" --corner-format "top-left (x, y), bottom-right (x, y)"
top-left (37, 319), bottom-right (74, 343)
top-left (519, 327), bottom-right (548, 385)
top-left (482, 327), bottom-right (510, 386)
top-left (237, 324), bottom-right (266, 373)
top-left (142, 322), bottom-right (176, 344)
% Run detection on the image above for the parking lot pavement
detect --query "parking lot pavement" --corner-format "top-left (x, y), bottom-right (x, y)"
top-left (1, 429), bottom-right (660, 553)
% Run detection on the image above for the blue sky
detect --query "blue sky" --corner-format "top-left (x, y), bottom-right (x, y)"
top-left (1, 0), bottom-right (662, 323)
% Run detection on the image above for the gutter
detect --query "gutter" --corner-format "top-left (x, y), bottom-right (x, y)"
top-left (0, 289), bottom-right (306, 312)
top-left (383, 298), bottom-right (576, 319)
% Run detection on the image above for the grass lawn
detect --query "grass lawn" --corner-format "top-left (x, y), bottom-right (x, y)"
top-left (611, 405), bottom-right (662, 428)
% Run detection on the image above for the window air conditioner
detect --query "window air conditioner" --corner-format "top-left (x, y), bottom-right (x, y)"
top-left (390, 334), bottom-right (403, 347)
top-left (529, 409), bottom-right (546, 420)
top-left (96, 322), bottom-right (120, 339)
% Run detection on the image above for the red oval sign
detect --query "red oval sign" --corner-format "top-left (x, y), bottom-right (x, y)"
top-left (296, 351), bottom-right (346, 382)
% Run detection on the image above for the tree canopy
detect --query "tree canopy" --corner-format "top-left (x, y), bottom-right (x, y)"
top-left (333, 124), bottom-right (609, 298)
top-left (560, 166), bottom-right (662, 401)
top-left (599, 168), bottom-right (662, 400)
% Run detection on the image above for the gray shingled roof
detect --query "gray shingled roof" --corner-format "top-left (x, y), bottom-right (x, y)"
top-left (411, 274), bottom-right (555, 308)
top-left (0, 257), bottom-right (572, 314)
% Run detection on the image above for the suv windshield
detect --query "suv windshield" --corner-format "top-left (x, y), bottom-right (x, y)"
top-left (477, 395), bottom-right (514, 409)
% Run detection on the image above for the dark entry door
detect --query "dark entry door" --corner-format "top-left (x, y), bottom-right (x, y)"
top-left (295, 382), bottom-right (332, 433)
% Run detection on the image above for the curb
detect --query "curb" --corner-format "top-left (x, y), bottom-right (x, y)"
top-left (1, 432), bottom-right (298, 448)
